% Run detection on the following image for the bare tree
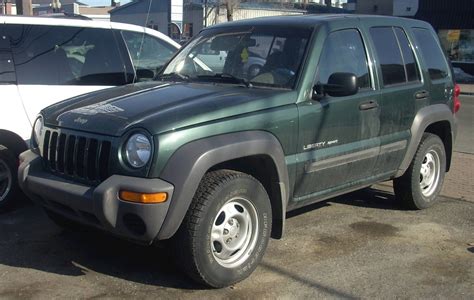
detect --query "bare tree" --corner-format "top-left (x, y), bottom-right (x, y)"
top-left (222, 0), bottom-right (239, 22)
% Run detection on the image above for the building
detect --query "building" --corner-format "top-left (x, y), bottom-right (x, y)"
top-left (183, 1), bottom-right (306, 40)
top-left (33, 0), bottom-right (113, 21)
top-left (1, 1), bottom-right (17, 15)
top-left (0, 0), bottom-right (112, 20)
top-left (109, 0), bottom-right (183, 38)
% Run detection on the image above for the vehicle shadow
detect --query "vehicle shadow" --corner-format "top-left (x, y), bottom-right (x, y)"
top-left (0, 185), bottom-right (399, 291)
top-left (0, 195), bottom-right (33, 215)
top-left (0, 206), bottom-right (203, 290)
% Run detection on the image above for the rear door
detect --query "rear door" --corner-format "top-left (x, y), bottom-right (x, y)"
top-left (293, 24), bottom-right (381, 203)
top-left (8, 23), bottom-right (133, 124)
top-left (366, 25), bottom-right (423, 175)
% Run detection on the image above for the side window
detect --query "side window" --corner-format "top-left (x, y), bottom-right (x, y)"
top-left (394, 27), bottom-right (421, 82)
top-left (122, 31), bottom-right (177, 76)
top-left (317, 29), bottom-right (370, 89)
top-left (9, 24), bottom-right (128, 86)
top-left (370, 27), bottom-right (406, 86)
top-left (412, 28), bottom-right (449, 80)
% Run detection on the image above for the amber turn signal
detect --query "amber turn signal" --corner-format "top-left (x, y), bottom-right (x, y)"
top-left (119, 190), bottom-right (168, 204)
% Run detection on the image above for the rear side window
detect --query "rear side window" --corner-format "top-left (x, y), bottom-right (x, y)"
top-left (8, 24), bottom-right (130, 86)
top-left (122, 31), bottom-right (176, 77)
top-left (394, 28), bottom-right (420, 82)
top-left (412, 28), bottom-right (449, 80)
top-left (370, 27), bottom-right (406, 85)
top-left (317, 29), bottom-right (371, 89)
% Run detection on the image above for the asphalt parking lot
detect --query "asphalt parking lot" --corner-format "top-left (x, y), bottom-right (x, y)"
top-left (0, 96), bottom-right (473, 299)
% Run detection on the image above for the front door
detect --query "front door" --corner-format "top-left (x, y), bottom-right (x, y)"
top-left (293, 28), bottom-right (381, 204)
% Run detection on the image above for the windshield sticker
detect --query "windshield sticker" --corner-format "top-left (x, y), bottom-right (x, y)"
top-left (70, 102), bottom-right (124, 116)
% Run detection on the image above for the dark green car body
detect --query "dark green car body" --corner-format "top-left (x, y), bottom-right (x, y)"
top-left (19, 15), bottom-right (457, 244)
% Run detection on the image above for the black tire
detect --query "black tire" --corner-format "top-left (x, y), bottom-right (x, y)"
top-left (0, 147), bottom-right (20, 210)
top-left (174, 170), bottom-right (272, 288)
top-left (394, 133), bottom-right (446, 209)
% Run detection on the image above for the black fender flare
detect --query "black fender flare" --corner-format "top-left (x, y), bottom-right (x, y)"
top-left (396, 104), bottom-right (456, 177)
top-left (156, 130), bottom-right (290, 240)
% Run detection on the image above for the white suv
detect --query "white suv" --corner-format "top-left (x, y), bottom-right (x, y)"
top-left (0, 16), bottom-right (179, 209)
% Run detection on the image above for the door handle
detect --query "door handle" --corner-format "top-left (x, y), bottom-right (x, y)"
top-left (415, 90), bottom-right (430, 100)
top-left (359, 100), bottom-right (379, 111)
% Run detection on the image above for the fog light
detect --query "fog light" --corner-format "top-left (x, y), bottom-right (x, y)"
top-left (119, 190), bottom-right (168, 203)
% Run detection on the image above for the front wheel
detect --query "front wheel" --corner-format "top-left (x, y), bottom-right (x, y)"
top-left (394, 133), bottom-right (446, 209)
top-left (174, 170), bottom-right (272, 288)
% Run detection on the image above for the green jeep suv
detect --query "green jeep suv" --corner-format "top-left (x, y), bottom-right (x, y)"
top-left (19, 15), bottom-right (460, 287)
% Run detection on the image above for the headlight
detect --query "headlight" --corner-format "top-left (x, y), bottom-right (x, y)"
top-left (125, 133), bottom-right (151, 168)
top-left (32, 116), bottom-right (43, 147)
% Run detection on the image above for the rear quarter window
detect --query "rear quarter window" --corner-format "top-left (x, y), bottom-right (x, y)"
top-left (412, 28), bottom-right (450, 80)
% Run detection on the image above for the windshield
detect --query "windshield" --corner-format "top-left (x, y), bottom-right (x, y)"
top-left (161, 26), bottom-right (312, 89)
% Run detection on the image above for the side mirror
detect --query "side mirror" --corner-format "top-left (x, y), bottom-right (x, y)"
top-left (313, 72), bottom-right (358, 99)
top-left (136, 68), bottom-right (155, 80)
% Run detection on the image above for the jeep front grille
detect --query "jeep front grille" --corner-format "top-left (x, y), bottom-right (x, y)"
top-left (42, 130), bottom-right (112, 183)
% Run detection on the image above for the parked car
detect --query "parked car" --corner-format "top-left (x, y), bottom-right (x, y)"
top-left (0, 16), bottom-right (179, 208)
top-left (19, 15), bottom-right (460, 287)
top-left (453, 66), bottom-right (474, 84)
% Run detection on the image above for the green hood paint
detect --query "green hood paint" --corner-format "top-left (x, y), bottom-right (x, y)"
top-left (42, 81), bottom-right (294, 137)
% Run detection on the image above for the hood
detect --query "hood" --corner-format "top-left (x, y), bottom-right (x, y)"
top-left (42, 81), bottom-right (295, 137)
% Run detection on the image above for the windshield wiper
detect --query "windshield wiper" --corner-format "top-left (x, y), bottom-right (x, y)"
top-left (157, 72), bottom-right (190, 82)
top-left (196, 73), bottom-right (252, 88)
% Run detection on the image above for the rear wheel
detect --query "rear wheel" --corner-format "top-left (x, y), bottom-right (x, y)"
top-left (174, 170), bottom-right (272, 288)
top-left (394, 133), bottom-right (446, 209)
top-left (0, 148), bottom-right (20, 210)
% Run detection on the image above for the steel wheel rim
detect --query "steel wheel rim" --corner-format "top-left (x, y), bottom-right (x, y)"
top-left (419, 149), bottom-right (441, 197)
top-left (210, 197), bottom-right (259, 268)
top-left (0, 159), bottom-right (12, 202)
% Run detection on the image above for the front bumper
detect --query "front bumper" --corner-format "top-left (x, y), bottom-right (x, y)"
top-left (18, 150), bottom-right (174, 244)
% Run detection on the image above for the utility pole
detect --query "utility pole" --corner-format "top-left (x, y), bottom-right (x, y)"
top-left (204, 0), bottom-right (207, 27)
top-left (22, 0), bottom-right (32, 15)
top-left (15, 0), bottom-right (22, 14)
top-left (16, 0), bottom-right (32, 15)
